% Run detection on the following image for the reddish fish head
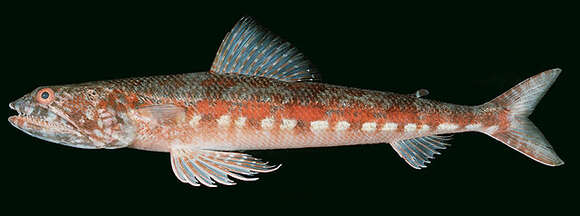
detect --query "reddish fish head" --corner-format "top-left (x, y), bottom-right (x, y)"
top-left (8, 86), bottom-right (94, 148)
top-left (8, 85), bottom-right (135, 149)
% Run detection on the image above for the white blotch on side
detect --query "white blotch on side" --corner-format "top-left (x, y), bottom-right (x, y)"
top-left (437, 123), bottom-right (459, 131)
top-left (280, 119), bottom-right (297, 130)
top-left (235, 117), bottom-right (247, 128)
top-left (92, 129), bottom-right (103, 137)
top-left (99, 111), bottom-right (112, 119)
top-left (45, 112), bottom-right (58, 122)
top-left (216, 115), bottom-right (231, 127)
top-left (85, 110), bottom-right (94, 120)
top-left (62, 107), bottom-right (72, 113)
top-left (419, 124), bottom-right (430, 133)
top-left (97, 119), bottom-right (103, 128)
top-left (381, 122), bottom-right (398, 131)
top-left (361, 122), bottom-right (377, 132)
top-left (189, 115), bottom-right (202, 127)
top-left (102, 117), bottom-right (115, 127)
top-left (310, 120), bottom-right (329, 131)
top-left (404, 123), bottom-right (417, 132)
top-left (465, 123), bottom-right (482, 130)
top-left (261, 117), bottom-right (275, 130)
top-left (485, 125), bottom-right (499, 134)
top-left (334, 121), bottom-right (350, 131)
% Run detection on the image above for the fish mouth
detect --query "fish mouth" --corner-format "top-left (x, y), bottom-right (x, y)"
top-left (8, 102), bottom-right (73, 131)
top-left (8, 101), bottom-right (93, 148)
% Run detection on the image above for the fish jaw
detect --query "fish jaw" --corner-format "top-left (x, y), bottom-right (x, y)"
top-left (8, 98), bottom-right (94, 149)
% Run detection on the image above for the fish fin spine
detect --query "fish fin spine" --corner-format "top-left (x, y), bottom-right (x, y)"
top-left (482, 68), bottom-right (563, 166)
top-left (210, 16), bottom-right (319, 82)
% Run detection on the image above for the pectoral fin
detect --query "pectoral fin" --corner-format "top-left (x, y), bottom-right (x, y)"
top-left (170, 146), bottom-right (281, 187)
top-left (135, 104), bottom-right (186, 126)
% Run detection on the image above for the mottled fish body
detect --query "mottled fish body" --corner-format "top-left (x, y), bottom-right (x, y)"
top-left (8, 17), bottom-right (563, 187)
top-left (76, 73), bottom-right (479, 152)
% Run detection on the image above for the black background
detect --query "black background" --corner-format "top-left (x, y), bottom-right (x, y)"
top-left (4, 2), bottom-right (577, 213)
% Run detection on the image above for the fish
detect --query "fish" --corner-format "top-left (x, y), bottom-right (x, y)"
top-left (8, 17), bottom-right (564, 187)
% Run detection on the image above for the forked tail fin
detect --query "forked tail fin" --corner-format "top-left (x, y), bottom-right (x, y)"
top-left (482, 68), bottom-right (563, 166)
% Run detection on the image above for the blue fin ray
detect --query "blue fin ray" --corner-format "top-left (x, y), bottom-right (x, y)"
top-left (170, 147), bottom-right (281, 187)
top-left (210, 17), bottom-right (319, 82)
top-left (390, 135), bottom-right (451, 169)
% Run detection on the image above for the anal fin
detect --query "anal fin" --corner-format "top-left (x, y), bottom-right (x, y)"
top-left (170, 146), bottom-right (281, 187)
top-left (390, 135), bottom-right (451, 169)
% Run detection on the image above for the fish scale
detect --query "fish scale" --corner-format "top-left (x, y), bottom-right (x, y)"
top-left (8, 16), bottom-right (563, 187)
top-left (103, 72), bottom-right (489, 152)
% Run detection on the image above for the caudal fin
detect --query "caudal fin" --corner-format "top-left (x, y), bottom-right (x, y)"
top-left (483, 68), bottom-right (563, 166)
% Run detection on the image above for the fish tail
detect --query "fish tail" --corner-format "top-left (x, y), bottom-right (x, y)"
top-left (481, 68), bottom-right (563, 166)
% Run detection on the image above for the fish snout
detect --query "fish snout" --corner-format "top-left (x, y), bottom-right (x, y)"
top-left (9, 100), bottom-right (22, 113)
top-left (8, 100), bottom-right (21, 125)
top-left (9, 95), bottom-right (37, 116)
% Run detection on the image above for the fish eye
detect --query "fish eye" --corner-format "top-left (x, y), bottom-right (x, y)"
top-left (36, 88), bottom-right (55, 105)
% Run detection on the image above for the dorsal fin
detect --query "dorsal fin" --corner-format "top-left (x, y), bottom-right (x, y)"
top-left (414, 89), bottom-right (429, 98)
top-left (210, 17), bottom-right (319, 82)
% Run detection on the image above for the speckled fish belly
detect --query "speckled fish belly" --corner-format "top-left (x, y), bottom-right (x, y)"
top-left (8, 17), bottom-right (564, 187)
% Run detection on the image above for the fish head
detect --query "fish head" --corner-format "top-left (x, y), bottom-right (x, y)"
top-left (8, 85), bottom-right (135, 149)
